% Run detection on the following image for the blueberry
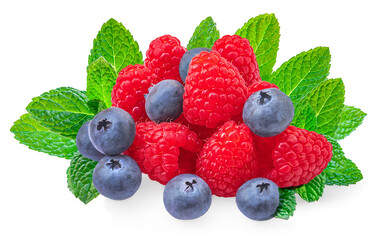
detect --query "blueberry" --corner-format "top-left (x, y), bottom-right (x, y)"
top-left (179, 47), bottom-right (211, 83)
top-left (242, 88), bottom-right (294, 137)
top-left (92, 155), bottom-right (142, 200)
top-left (89, 107), bottom-right (136, 155)
top-left (145, 80), bottom-right (184, 123)
top-left (76, 121), bottom-right (104, 161)
top-left (163, 174), bottom-right (212, 220)
top-left (236, 178), bottom-right (280, 221)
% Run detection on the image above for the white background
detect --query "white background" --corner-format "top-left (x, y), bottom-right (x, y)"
top-left (1, 0), bottom-right (384, 239)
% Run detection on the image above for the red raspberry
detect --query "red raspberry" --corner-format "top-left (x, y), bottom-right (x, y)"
top-left (125, 121), bottom-right (202, 185)
top-left (212, 35), bottom-right (262, 86)
top-left (183, 51), bottom-right (248, 128)
top-left (144, 35), bottom-right (187, 83)
top-left (111, 64), bottom-right (159, 122)
top-left (196, 121), bottom-right (258, 197)
top-left (254, 126), bottom-right (333, 188)
top-left (247, 81), bottom-right (279, 97)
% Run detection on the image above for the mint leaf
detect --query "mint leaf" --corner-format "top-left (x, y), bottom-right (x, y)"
top-left (323, 137), bottom-right (363, 185)
top-left (235, 13), bottom-right (280, 80)
top-left (295, 172), bottom-right (326, 202)
top-left (187, 16), bottom-right (220, 50)
top-left (10, 113), bottom-right (77, 159)
top-left (26, 87), bottom-right (94, 137)
top-left (89, 18), bottom-right (143, 75)
top-left (332, 105), bottom-right (366, 140)
top-left (298, 78), bottom-right (345, 136)
top-left (87, 99), bottom-right (107, 115)
top-left (291, 102), bottom-right (317, 131)
top-left (67, 152), bottom-right (99, 204)
top-left (275, 188), bottom-right (296, 219)
top-left (87, 56), bottom-right (117, 108)
top-left (270, 47), bottom-right (331, 104)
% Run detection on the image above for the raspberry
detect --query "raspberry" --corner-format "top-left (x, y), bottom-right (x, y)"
top-left (196, 121), bottom-right (258, 197)
top-left (247, 81), bottom-right (279, 97)
top-left (111, 64), bottom-right (159, 122)
top-left (254, 126), bottom-right (333, 188)
top-left (144, 35), bottom-right (187, 83)
top-left (212, 35), bottom-right (262, 86)
top-left (125, 121), bottom-right (202, 185)
top-left (183, 51), bottom-right (248, 128)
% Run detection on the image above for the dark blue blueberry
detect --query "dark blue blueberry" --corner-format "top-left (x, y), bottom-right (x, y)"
top-left (236, 178), bottom-right (280, 221)
top-left (92, 155), bottom-right (142, 200)
top-left (163, 174), bottom-right (212, 220)
top-left (242, 88), bottom-right (294, 137)
top-left (145, 80), bottom-right (184, 123)
top-left (179, 47), bottom-right (211, 83)
top-left (89, 107), bottom-right (136, 155)
top-left (76, 121), bottom-right (104, 161)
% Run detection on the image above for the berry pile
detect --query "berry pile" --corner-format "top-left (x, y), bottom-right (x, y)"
top-left (75, 34), bottom-right (333, 221)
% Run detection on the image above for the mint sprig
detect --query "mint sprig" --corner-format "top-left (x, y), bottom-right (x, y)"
top-left (10, 113), bottom-right (78, 160)
top-left (295, 173), bottom-right (326, 202)
top-left (88, 18), bottom-right (143, 76)
top-left (332, 105), bottom-right (367, 140)
top-left (187, 16), bottom-right (220, 50)
top-left (236, 13), bottom-right (280, 81)
top-left (67, 153), bottom-right (99, 204)
top-left (275, 188), bottom-right (296, 219)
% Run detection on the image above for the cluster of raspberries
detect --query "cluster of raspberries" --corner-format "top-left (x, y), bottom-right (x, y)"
top-left (112, 34), bottom-right (333, 197)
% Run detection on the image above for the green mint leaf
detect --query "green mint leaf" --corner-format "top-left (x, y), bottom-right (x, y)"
top-left (270, 47), bottom-right (331, 104)
top-left (87, 56), bottom-right (117, 108)
top-left (297, 78), bottom-right (345, 136)
top-left (291, 102), bottom-right (317, 131)
top-left (87, 99), bottom-right (107, 115)
top-left (67, 152), bottom-right (99, 204)
top-left (235, 13), bottom-right (280, 81)
top-left (323, 136), bottom-right (363, 185)
top-left (10, 113), bottom-right (77, 159)
top-left (295, 172), bottom-right (326, 202)
top-left (89, 18), bottom-right (143, 75)
top-left (331, 105), bottom-right (366, 140)
top-left (187, 16), bottom-right (220, 50)
top-left (26, 87), bottom-right (94, 137)
top-left (275, 188), bottom-right (296, 220)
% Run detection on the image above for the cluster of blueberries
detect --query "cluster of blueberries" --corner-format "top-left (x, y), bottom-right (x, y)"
top-left (75, 47), bottom-right (295, 221)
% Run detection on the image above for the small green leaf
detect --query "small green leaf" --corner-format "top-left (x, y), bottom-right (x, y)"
top-left (67, 152), bottom-right (99, 204)
top-left (295, 173), bottom-right (326, 202)
top-left (89, 18), bottom-right (143, 75)
top-left (270, 47), bottom-right (331, 104)
top-left (275, 188), bottom-right (296, 219)
top-left (235, 13), bottom-right (280, 80)
top-left (87, 99), bottom-right (107, 115)
top-left (323, 137), bottom-right (363, 185)
top-left (87, 56), bottom-right (117, 108)
top-left (10, 113), bottom-right (77, 159)
top-left (291, 102), bottom-right (317, 131)
top-left (332, 105), bottom-right (366, 140)
top-left (26, 87), bottom-right (94, 137)
top-left (187, 16), bottom-right (220, 50)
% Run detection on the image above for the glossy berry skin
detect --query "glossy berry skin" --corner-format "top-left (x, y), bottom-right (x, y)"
top-left (111, 64), bottom-right (160, 122)
top-left (163, 174), bottom-right (212, 220)
top-left (243, 88), bottom-right (294, 137)
top-left (196, 121), bottom-right (258, 197)
top-left (93, 155), bottom-right (142, 200)
top-left (179, 47), bottom-right (210, 83)
top-left (145, 80), bottom-right (184, 123)
top-left (212, 35), bottom-right (262, 86)
top-left (236, 178), bottom-right (279, 221)
top-left (126, 121), bottom-right (202, 185)
top-left (76, 121), bottom-right (104, 161)
top-left (145, 35), bottom-right (187, 83)
top-left (89, 107), bottom-right (136, 156)
top-left (183, 51), bottom-right (248, 128)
